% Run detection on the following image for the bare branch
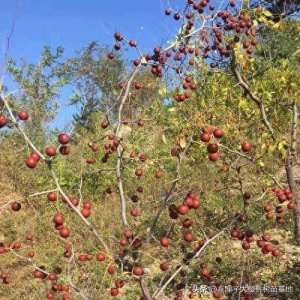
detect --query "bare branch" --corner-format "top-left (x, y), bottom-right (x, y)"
top-left (29, 189), bottom-right (58, 198)
top-left (139, 278), bottom-right (153, 300)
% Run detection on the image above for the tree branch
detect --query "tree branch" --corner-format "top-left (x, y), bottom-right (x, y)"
top-left (231, 57), bottom-right (275, 140)
top-left (139, 278), bottom-right (153, 300)
top-left (115, 65), bottom-right (142, 227)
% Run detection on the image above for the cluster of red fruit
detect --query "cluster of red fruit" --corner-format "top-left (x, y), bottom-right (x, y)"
top-left (115, 230), bottom-right (146, 296)
top-left (48, 190), bottom-right (91, 212)
top-left (108, 264), bottom-right (144, 297)
top-left (33, 268), bottom-right (47, 280)
top-left (0, 241), bottom-right (22, 261)
top-left (166, 0), bottom-right (216, 23)
top-left (110, 279), bottom-right (125, 297)
top-left (45, 282), bottom-right (71, 300)
top-left (177, 191), bottom-right (201, 215)
top-left (200, 126), bottom-right (224, 161)
top-left (53, 212), bottom-right (71, 239)
top-left (50, 197), bottom-right (93, 239)
top-left (166, 0), bottom-right (257, 58)
top-left (108, 230), bottom-right (145, 296)
top-left (86, 128), bottom-right (121, 165)
top-left (159, 192), bottom-right (201, 249)
top-left (174, 75), bottom-right (197, 102)
top-left (215, 9), bottom-right (257, 56)
top-left (0, 110), bottom-right (29, 129)
top-left (25, 133), bottom-right (71, 169)
top-left (107, 32), bottom-right (138, 60)
top-left (31, 244), bottom-right (125, 299)
top-left (263, 187), bottom-right (297, 223)
top-left (102, 132), bottom-right (120, 164)
top-left (118, 229), bottom-right (144, 259)
top-left (80, 200), bottom-right (92, 218)
top-left (230, 228), bottom-right (282, 257)
top-left (32, 267), bottom-right (72, 300)
top-left (45, 133), bottom-right (71, 157)
top-left (200, 126), bottom-right (253, 161)
top-left (25, 151), bottom-right (41, 169)
top-left (129, 151), bottom-right (147, 162)
top-left (272, 187), bottom-right (294, 204)
top-left (256, 234), bottom-right (282, 257)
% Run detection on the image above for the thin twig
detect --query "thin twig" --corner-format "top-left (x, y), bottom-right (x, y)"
top-left (29, 189), bottom-right (58, 197)
top-left (0, 200), bottom-right (13, 212)
top-left (218, 143), bottom-right (255, 162)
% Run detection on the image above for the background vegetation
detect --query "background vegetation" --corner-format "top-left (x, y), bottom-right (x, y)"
top-left (0, 1), bottom-right (299, 299)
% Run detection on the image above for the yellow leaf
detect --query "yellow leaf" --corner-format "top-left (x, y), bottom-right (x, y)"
top-left (162, 134), bottom-right (167, 144)
top-left (239, 98), bottom-right (249, 110)
top-left (292, 49), bottom-right (300, 57)
top-left (158, 86), bottom-right (167, 96)
top-left (262, 9), bottom-right (273, 17)
top-left (178, 137), bottom-right (187, 149)
top-left (278, 140), bottom-right (288, 151)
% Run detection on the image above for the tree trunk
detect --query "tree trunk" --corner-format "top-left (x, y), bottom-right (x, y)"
top-left (286, 163), bottom-right (300, 244)
top-left (286, 102), bottom-right (300, 245)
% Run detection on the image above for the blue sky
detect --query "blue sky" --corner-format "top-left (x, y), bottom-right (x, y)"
top-left (0, 0), bottom-right (180, 60)
top-left (0, 0), bottom-right (183, 129)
